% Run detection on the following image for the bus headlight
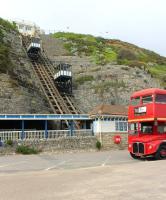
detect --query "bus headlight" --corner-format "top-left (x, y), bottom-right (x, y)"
top-left (148, 145), bottom-right (153, 150)
top-left (128, 144), bottom-right (132, 148)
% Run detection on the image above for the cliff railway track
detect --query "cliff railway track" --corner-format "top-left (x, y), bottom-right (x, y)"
top-left (22, 36), bottom-right (81, 128)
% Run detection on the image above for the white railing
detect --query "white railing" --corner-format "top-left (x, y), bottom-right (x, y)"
top-left (47, 130), bottom-right (69, 139)
top-left (73, 129), bottom-right (93, 137)
top-left (0, 131), bottom-right (21, 141)
top-left (0, 129), bottom-right (93, 141)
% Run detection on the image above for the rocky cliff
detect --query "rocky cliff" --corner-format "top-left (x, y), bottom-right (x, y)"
top-left (0, 18), bottom-right (51, 113)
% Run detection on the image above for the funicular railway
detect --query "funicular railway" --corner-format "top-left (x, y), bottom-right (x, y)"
top-left (22, 35), bottom-right (81, 128)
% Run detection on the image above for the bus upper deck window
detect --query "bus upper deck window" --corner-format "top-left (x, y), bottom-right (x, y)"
top-left (155, 94), bottom-right (166, 104)
top-left (131, 97), bottom-right (140, 106)
top-left (142, 95), bottom-right (153, 104)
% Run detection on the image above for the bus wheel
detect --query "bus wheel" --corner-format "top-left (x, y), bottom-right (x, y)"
top-left (130, 153), bottom-right (140, 159)
top-left (154, 146), bottom-right (166, 160)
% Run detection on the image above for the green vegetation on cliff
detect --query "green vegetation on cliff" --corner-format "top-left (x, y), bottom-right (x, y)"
top-left (0, 18), bottom-right (17, 74)
top-left (53, 32), bottom-right (117, 65)
top-left (53, 32), bottom-right (166, 87)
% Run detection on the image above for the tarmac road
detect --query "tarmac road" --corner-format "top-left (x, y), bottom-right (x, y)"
top-left (0, 150), bottom-right (165, 200)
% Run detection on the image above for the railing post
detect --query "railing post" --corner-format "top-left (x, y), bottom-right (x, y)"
top-left (69, 121), bottom-right (73, 136)
top-left (21, 120), bottom-right (25, 140)
top-left (83, 121), bottom-right (86, 129)
top-left (45, 120), bottom-right (48, 139)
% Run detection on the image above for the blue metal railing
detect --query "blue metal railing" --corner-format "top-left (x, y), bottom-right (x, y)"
top-left (0, 114), bottom-right (90, 120)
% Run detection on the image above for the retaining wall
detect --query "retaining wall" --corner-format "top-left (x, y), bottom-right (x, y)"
top-left (96, 132), bottom-right (128, 150)
top-left (0, 136), bottom-right (97, 155)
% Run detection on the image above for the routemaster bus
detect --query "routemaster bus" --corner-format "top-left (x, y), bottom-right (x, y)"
top-left (128, 88), bottom-right (166, 159)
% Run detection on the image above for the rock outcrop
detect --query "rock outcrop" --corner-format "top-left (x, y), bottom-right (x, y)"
top-left (0, 22), bottom-right (51, 113)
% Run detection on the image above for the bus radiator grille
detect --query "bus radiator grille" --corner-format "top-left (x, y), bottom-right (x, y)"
top-left (133, 143), bottom-right (144, 154)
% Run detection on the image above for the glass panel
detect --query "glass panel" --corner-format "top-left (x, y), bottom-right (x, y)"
top-left (140, 122), bottom-right (153, 134)
top-left (115, 122), bottom-right (119, 131)
top-left (129, 123), bottom-right (138, 135)
top-left (131, 97), bottom-right (140, 106)
top-left (123, 122), bottom-right (128, 131)
top-left (155, 94), bottom-right (166, 103)
top-left (142, 95), bottom-right (153, 104)
top-left (116, 122), bottom-right (128, 131)
top-left (158, 124), bottom-right (166, 134)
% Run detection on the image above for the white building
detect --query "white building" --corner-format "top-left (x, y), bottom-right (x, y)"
top-left (90, 104), bottom-right (128, 135)
top-left (13, 20), bottom-right (44, 37)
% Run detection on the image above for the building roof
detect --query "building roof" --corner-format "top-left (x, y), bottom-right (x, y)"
top-left (89, 104), bottom-right (128, 117)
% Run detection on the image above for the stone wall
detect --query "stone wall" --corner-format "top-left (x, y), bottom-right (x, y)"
top-left (0, 136), bottom-right (97, 155)
top-left (96, 132), bottom-right (128, 150)
top-left (0, 133), bottom-right (128, 155)
top-left (22, 136), bottom-right (97, 152)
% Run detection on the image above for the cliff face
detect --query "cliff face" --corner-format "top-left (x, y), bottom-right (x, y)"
top-left (42, 33), bottom-right (163, 113)
top-left (0, 19), bottom-right (51, 114)
top-left (0, 19), bottom-right (165, 114)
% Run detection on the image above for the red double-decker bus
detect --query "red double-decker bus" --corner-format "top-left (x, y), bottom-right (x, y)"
top-left (128, 88), bottom-right (166, 159)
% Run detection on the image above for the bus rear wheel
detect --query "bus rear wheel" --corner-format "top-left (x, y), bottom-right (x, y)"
top-left (130, 152), bottom-right (140, 159)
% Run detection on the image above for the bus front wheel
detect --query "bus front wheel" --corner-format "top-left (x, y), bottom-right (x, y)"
top-left (154, 146), bottom-right (166, 160)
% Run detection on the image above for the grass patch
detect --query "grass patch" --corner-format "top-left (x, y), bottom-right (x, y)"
top-left (0, 18), bottom-right (17, 32)
top-left (75, 75), bottom-right (94, 85)
top-left (5, 140), bottom-right (14, 146)
top-left (148, 65), bottom-right (166, 77)
top-left (16, 145), bottom-right (40, 155)
top-left (0, 18), bottom-right (17, 74)
top-left (148, 65), bottom-right (166, 87)
top-left (53, 32), bottom-right (117, 65)
top-left (53, 32), bottom-right (166, 68)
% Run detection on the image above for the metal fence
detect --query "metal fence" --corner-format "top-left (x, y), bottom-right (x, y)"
top-left (0, 129), bottom-right (93, 141)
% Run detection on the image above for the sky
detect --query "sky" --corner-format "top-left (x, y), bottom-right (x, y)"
top-left (0, 0), bottom-right (166, 56)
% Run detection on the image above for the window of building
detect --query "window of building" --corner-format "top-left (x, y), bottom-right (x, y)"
top-left (26, 26), bottom-right (32, 31)
top-left (155, 94), bottom-right (166, 104)
top-left (142, 95), bottom-right (153, 104)
top-left (131, 97), bottom-right (140, 106)
top-left (19, 24), bottom-right (24, 30)
top-left (115, 121), bottom-right (128, 132)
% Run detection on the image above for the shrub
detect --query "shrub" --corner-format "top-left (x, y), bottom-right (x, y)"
top-left (5, 140), bottom-right (13, 146)
top-left (117, 48), bottom-right (137, 60)
top-left (16, 145), bottom-right (39, 155)
top-left (96, 140), bottom-right (102, 150)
